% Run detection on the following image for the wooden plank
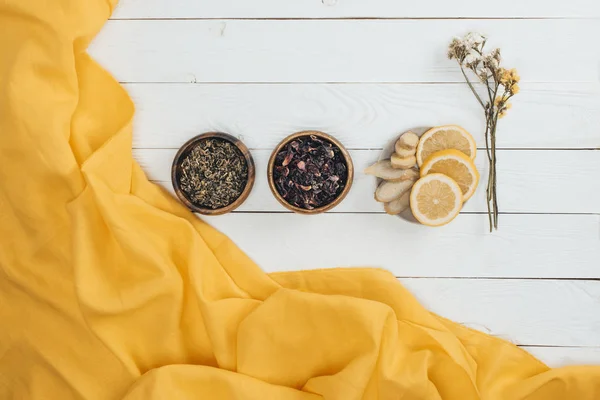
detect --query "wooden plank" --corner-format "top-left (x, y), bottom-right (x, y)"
top-left (112, 0), bottom-right (600, 19)
top-left (135, 149), bottom-right (600, 214)
top-left (157, 213), bottom-right (600, 279)
top-left (126, 83), bottom-right (600, 150)
top-left (397, 278), bottom-right (600, 347)
top-left (521, 347), bottom-right (600, 367)
top-left (89, 20), bottom-right (600, 83)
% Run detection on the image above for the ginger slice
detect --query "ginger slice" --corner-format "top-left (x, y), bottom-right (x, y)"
top-left (395, 131), bottom-right (420, 153)
top-left (391, 154), bottom-right (417, 169)
top-left (365, 160), bottom-right (418, 182)
top-left (375, 178), bottom-right (416, 203)
top-left (396, 147), bottom-right (416, 158)
top-left (384, 191), bottom-right (410, 215)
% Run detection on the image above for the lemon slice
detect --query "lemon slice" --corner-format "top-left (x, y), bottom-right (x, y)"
top-left (420, 149), bottom-right (480, 202)
top-left (410, 173), bottom-right (463, 227)
top-left (416, 125), bottom-right (477, 167)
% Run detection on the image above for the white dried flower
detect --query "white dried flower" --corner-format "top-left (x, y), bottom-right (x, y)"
top-left (479, 69), bottom-right (490, 82)
top-left (463, 53), bottom-right (477, 66)
top-left (464, 32), bottom-right (486, 47)
top-left (483, 54), bottom-right (499, 70)
top-left (448, 37), bottom-right (468, 61)
top-left (462, 50), bottom-right (482, 67)
top-left (446, 31), bottom-right (519, 232)
top-left (451, 36), bottom-right (463, 45)
top-left (490, 48), bottom-right (501, 62)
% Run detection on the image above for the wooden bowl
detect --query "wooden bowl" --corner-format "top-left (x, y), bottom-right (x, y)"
top-left (267, 131), bottom-right (354, 215)
top-left (171, 132), bottom-right (255, 216)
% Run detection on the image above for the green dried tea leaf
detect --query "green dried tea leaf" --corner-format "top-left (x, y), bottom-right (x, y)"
top-left (178, 138), bottom-right (248, 210)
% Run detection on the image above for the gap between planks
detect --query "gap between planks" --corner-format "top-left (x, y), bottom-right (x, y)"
top-left (140, 147), bottom-right (599, 151)
top-left (143, 200), bottom-right (600, 217)
top-left (119, 81), bottom-right (600, 85)
top-left (396, 277), bottom-right (600, 281)
top-left (519, 346), bottom-right (600, 366)
top-left (118, 81), bottom-right (600, 84)
top-left (90, 19), bottom-right (600, 83)
top-left (123, 82), bottom-right (600, 149)
top-left (155, 212), bottom-right (600, 279)
top-left (108, 17), bottom-right (596, 21)
top-left (138, 149), bottom-right (600, 214)
top-left (109, 0), bottom-right (600, 20)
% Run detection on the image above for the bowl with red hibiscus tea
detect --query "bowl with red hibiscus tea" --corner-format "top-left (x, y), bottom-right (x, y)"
top-left (171, 132), bottom-right (255, 215)
top-left (268, 131), bottom-right (354, 214)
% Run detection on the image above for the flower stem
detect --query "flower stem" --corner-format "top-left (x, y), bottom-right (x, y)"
top-left (491, 133), bottom-right (496, 225)
top-left (459, 65), bottom-right (486, 111)
top-left (488, 115), bottom-right (499, 230)
top-left (484, 113), bottom-right (492, 164)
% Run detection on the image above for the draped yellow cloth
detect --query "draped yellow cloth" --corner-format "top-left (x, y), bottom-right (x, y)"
top-left (1, 1), bottom-right (599, 398)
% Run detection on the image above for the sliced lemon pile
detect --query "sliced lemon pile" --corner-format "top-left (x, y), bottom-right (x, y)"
top-left (367, 126), bottom-right (480, 226)
top-left (420, 149), bottom-right (479, 202)
top-left (410, 173), bottom-right (463, 227)
top-left (416, 125), bottom-right (477, 167)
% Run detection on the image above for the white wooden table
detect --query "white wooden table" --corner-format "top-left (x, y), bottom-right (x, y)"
top-left (92, 0), bottom-right (600, 367)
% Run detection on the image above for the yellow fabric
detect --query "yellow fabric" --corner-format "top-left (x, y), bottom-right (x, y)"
top-left (1, 1), bottom-right (599, 399)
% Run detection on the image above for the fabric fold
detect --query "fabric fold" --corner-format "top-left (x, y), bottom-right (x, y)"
top-left (1, 0), bottom-right (600, 399)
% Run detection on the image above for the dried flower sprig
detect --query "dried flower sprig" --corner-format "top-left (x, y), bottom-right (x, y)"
top-left (448, 32), bottom-right (520, 231)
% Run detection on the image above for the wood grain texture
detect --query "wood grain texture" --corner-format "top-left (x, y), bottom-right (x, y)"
top-left (89, 19), bottom-right (600, 83)
top-left (397, 278), bottom-right (600, 347)
top-left (522, 347), bottom-right (600, 367)
top-left (111, 0), bottom-right (600, 19)
top-left (150, 212), bottom-right (600, 279)
top-left (99, 7), bottom-right (600, 362)
top-left (125, 83), bottom-right (600, 150)
top-left (135, 148), bottom-right (600, 214)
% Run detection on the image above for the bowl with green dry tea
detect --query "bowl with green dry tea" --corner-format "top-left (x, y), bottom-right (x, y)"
top-left (268, 131), bottom-right (354, 214)
top-left (171, 132), bottom-right (255, 215)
